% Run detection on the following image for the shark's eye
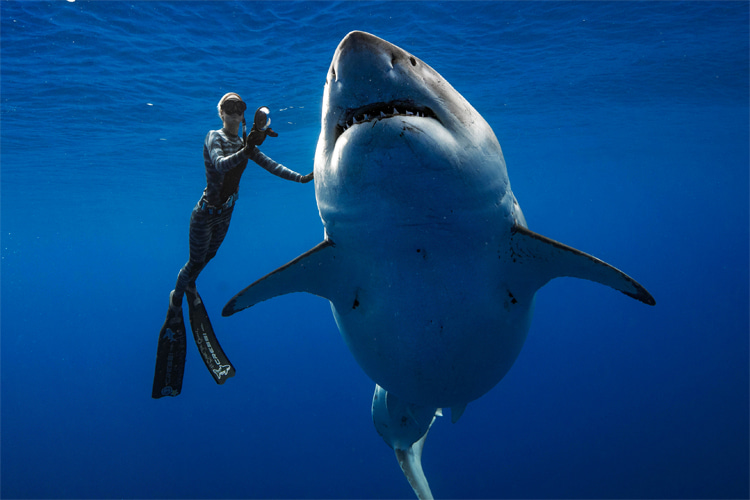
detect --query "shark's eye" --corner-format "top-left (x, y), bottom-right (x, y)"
top-left (410, 57), bottom-right (417, 66)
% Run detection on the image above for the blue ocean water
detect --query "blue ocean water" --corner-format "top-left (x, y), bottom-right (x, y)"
top-left (1, 1), bottom-right (748, 498)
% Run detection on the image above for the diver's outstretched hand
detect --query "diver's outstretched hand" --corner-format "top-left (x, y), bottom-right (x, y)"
top-left (266, 127), bottom-right (278, 138)
top-left (301, 172), bottom-right (314, 184)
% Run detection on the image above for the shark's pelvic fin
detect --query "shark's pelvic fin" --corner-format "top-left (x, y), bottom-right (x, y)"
top-left (510, 224), bottom-right (655, 305)
top-left (451, 404), bottom-right (467, 423)
top-left (222, 240), bottom-right (337, 317)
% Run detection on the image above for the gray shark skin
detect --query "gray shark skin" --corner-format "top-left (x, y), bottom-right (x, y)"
top-left (223, 31), bottom-right (654, 499)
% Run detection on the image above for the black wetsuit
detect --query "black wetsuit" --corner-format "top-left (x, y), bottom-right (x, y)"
top-left (172, 129), bottom-right (305, 307)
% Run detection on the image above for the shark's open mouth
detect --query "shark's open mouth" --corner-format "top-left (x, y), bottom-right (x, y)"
top-left (335, 100), bottom-right (439, 140)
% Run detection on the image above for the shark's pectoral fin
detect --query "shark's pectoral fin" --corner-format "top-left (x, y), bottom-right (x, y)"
top-left (510, 224), bottom-right (655, 305)
top-left (222, 240), bottom-right (337, 317)
top-left (372, 385), bottom-right (438, 500)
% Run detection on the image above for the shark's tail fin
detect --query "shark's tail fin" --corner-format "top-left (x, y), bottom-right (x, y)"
top-left (509, 224), bottom-right (655, 305)
top-left (395, 435), bottom-right (434, 500)
top-left (372, 385), bottom-right (439, 500)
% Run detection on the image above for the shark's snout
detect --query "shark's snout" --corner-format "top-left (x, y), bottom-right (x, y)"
top-left (326, 31), bottom-right (443, 144)
top-left (331, 31), bottom-right (412, 80)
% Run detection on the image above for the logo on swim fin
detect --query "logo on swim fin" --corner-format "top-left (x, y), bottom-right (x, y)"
top-left (163, 328), bottom-right (177, 343)
top-left (213, 364), bottom-right (232, 379)
top-left (160, 386), bottom-right (179, 397)
top-left (195, 324), bottom-right (230, 376)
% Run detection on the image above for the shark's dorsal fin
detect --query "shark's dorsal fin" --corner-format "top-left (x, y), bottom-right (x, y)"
top-left (510, 225), bottom-right (655, 305)
top-left (222, 240), bottom-right (337, 316)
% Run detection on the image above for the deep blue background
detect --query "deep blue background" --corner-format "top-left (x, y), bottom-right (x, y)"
top-left (2, 2), bottom-right (748, 498)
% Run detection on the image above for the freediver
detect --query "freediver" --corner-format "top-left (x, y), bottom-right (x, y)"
top-left (152, 92), bottom-right (313, 398)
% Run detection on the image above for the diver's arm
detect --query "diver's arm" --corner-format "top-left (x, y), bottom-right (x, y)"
top-left (205, 130), bottom-right (247, 174)
top-left (247, 146), bottom-right (313, 183)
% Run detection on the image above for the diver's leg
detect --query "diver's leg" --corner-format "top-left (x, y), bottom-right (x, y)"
top-left (172, 207), bottom-right (213, 311)
top-left (182, 208), bottom-right (234, 293)
top-left (173, 207), bottom-right (234, 305)
top-left (203, 208), bottom-right (234, 263)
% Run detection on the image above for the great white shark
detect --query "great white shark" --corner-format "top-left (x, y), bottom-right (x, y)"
top-left (223, 31), bottom-right (655, 499)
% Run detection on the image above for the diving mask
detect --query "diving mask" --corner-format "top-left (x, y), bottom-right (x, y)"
top-left (221, 99), bottom-right (247, 116)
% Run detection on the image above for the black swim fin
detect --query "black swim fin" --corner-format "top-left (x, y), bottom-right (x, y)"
top-left (186, 288), bottom-right (236, 384)
top-left (152, 307), bottom-right (187, 398)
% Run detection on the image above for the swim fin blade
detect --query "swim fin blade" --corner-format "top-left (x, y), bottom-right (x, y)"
top-left (152, 307), bottom-right (187, 398)
top-left (186, 288), bottom-right (236, 384)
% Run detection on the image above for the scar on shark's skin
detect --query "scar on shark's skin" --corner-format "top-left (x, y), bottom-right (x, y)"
top-left (224, 31), bottom-right (654, 500)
